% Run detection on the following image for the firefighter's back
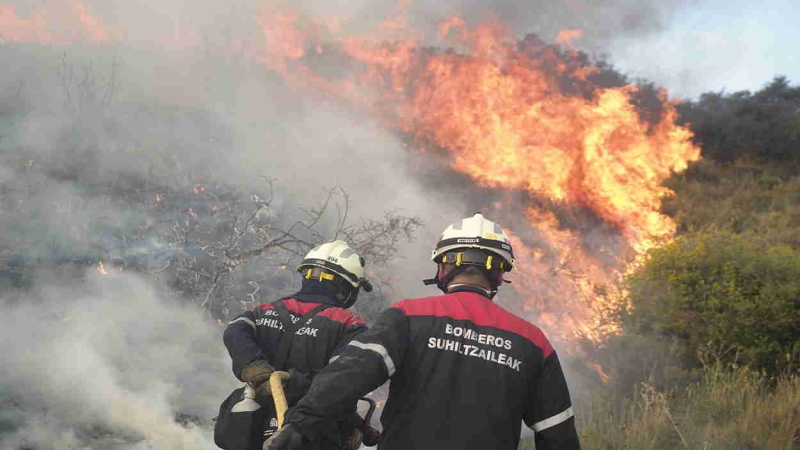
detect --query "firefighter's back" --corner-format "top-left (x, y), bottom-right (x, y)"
top-left (378, 290), bottom-right (553, 450)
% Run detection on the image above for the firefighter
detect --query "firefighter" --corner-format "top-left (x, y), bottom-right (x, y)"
top-left (222, 240), bottom-right (372, 450)
top-left (264, 213), bottom-right (581, 450)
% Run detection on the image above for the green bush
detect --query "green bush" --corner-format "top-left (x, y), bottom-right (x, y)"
top-left (624, 231), bottom-right (800, 374)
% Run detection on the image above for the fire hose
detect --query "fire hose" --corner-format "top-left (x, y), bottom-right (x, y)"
top-left (268, 371), bottom-right (381, 447)
top-left (269, 371), bottom-right (292, 430)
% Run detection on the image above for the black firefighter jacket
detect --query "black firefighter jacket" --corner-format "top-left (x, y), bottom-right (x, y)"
top-left (284, 288), bottom-right (581, 450)
top-left (223, 292), bottom-right (368, 446)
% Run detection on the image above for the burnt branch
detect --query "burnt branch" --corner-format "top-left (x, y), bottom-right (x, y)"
top-left (58, 53), bottom-right (120, 120)
top-left (192, 184), bottom-right (421, 315)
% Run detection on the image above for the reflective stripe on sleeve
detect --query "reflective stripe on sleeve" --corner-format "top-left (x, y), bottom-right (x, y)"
top-left (531, 406), bottom-right (574, 432)
top-left (348, 341), bottom-right (396, 376)
top-left (227, 317), bottom-right (256, 331)
top-left (329, 355), bottom-right (340, 364)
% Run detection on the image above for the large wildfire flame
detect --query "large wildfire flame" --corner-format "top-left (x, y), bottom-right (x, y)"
top-left (1, 2), bottom-right (701, 344)
top-left (255, 10), bottom-right (702, 343)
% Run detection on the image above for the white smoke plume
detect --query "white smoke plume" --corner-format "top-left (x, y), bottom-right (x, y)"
top-left (0, 273), bottom-right (231, 449)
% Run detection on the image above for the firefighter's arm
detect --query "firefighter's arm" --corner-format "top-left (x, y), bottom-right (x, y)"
top-left (329, 314), bottom-right (368, 363)
top-left (284, 306), bottom-right (409, 435)
top-left (285, 316), bottom-right (367, 406)
top-left (223, 309), bottom-right (266, 380)
top-left (524, 350), bottom-right (581, 450)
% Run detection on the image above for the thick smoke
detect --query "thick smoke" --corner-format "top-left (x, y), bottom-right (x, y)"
top-left (0, 19), bottom-right (450, 446)
top-left (415, 0), bottom-right (697, 46)
top-left (0, 273), bottom-right (231, 449)
top-left (80, 0), bottom-right (698, 47)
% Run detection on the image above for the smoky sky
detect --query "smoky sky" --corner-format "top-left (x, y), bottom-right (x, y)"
top-left (412, 0), bottom-right (699, 45)
top-left (3, 0), bottom-right (699, 49)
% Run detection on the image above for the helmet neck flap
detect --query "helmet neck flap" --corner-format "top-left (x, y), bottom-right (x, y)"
top-left (300, 266), bottom-right (368, 309)
top-left (423, 248), bottom-right (508, 299)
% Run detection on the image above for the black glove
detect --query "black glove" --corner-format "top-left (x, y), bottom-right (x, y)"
top-left (283, 369), bottom-right (313, 405)
top-left (241, 360), bottom-right (275, 387)
top-left (262, 424), bottom-right (305, 450)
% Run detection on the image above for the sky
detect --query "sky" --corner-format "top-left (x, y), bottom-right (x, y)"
top-left (604, 0), bottom-right (800, 100)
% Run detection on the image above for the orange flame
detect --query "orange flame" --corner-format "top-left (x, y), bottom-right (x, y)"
top-left (260, 9), bottom-right (307, 60)
top-left (555, 29), bottom-right (583, 48)
top-left (591, 363), bottom-right (611, 383)
top-left (6, 4), bottom-right (701, 346)
top-left (0, 5), bottom-right (53, 43)
top-left (0, 0), bottom-right (112, 44)
top-left (66, 0), bottom-right (109, 42)
top-left (250, 14), bottom-right (700, 343)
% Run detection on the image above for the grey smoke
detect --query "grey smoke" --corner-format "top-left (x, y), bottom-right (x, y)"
top-left (412, 0), bottom-right (698, 46)
top-left (0, 273), bottom-right (231, 449)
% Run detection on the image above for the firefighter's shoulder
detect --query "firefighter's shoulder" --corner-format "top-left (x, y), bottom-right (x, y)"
top-left (485, 302), bottom-right (554, 358)
top-left (392, 293), bottom-right (554, 357)
top-left (317, 307), bottom-right (365, 327)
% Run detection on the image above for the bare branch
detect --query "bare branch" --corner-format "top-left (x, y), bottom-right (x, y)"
top-left (58, 52), bottom-right (76, 116)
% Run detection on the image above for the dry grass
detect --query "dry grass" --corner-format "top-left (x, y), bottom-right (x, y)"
top-left (572, 363), bottom-right (800, 450)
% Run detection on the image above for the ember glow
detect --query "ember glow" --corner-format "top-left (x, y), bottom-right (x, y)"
top-left (0, 1), bottom-right (701, 344)
top-left (97, 260), bottom-right (108, 275)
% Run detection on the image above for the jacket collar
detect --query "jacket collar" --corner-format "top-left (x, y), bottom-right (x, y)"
top-left (447, 283), bottom-right (493, 299)
top-left (289, 285), bottom-right (342, 307)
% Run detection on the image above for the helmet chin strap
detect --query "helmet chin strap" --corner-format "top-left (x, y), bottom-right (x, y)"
top-left (336, 282), bottom-right (362, 309)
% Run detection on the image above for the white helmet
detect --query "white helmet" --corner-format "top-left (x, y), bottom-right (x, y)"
top-left (424, 213), bottom-right (514, 297)
top-left (297, 240), bottom-right (372, 291)
top-left (432, 213), bottom-right (514, 269)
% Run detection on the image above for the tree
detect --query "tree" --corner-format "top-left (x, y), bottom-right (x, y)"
top-left (678, 76), bottom-right (800, 164)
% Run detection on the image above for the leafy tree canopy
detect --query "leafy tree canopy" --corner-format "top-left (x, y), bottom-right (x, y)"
top-left (678, 76), bottom-right (800, 163)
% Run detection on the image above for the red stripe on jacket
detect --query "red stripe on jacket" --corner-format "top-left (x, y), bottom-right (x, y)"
top-left (258, 298), bottom-right (365, 327)
top-left (394, 291), bottom-right (554, 357)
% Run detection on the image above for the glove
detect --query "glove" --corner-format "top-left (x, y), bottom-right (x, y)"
top-left (262, 423), bottom-right (305, 450)
top-left (241, 360), bottom-right (275, 386)
top-left (283, 369), bottom-right (313, 405)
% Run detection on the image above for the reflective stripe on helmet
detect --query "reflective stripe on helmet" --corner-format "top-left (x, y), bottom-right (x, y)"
top-left (299, 257), bottom-right (360, 284)
top-left (434, 236), bottom-right (513, 258)
top-left (297, 240), bottom-right (368, 289)
top-left (304, 267), bottom-right (335, 282)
